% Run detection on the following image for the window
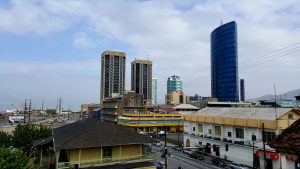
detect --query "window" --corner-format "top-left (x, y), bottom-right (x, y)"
top-left (235, 128), bottom-right (244, 139)
top-left (288, 114), bottom-right (293, 119)
top-left (263, 131), bottom-right (276, 142)
top-left (208, 129), bottom-right (212, 134)
top-left (228, 132), bottom-right (232, 137)
top-left (215, 126), bottom-right (221, 136)
top-left (198, 124), bottom-right (203, 133)
top-left (103, 147), bottom-right (112, 158)
top-left (192, 127), bottom-right (195, 131)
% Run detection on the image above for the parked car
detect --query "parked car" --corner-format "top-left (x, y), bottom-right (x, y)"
top-left (211, 156), bottom-right (227, 167)
top-left (171, 146), bottom-right (182, 151)
top-left (188, 152), bottom-right (204, 160)
top-left (183, 149), bottom-right (193, 155)
top-left (230, 162), bottom-right (250, 169)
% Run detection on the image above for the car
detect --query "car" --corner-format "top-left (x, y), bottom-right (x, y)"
top-left (171, 146), bottom-right (182, 151)
top-left (211, 156), bottom-right (227, 167)
top-left (183, 149), bottom-right (193, 155)
top-left (188, 152), bottom-right (204, 160)
top-left (230, 162), bottom-right (250, 169)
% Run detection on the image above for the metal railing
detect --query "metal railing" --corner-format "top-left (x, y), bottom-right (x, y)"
top-left (57, 154), bottom-right (156, 169)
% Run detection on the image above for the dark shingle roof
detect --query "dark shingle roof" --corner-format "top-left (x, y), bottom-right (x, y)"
top-left (268, 118), bottom-right (300, 153)
top-left (53, 119), bottom-right (153, 149)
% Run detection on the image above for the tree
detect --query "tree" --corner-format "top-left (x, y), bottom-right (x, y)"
top-left (12, 124), bottom-right (52, 154)
top-left (0, 147), bottom-right (33, 169)
top-left (0, 131), bottom-right (12, 147)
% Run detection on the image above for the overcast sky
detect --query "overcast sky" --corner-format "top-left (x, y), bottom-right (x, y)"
top-left (0, 0), bottom-right (300, 111)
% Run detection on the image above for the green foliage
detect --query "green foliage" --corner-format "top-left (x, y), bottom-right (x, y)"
top-left (45, 109), bottom-right (56, 115)
top-left (0, 131), bottom-right (12, 147)
top-left (12, 124), bottom-right (52, 153)
top-left (0, 147), bottom-right (33, 169)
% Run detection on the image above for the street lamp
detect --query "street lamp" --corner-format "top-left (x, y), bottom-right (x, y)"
top-left (252, 133), bottom-right (256, 168)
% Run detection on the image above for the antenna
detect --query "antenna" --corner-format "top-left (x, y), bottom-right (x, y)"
top-left (221, 20), bottom-right (223, 25)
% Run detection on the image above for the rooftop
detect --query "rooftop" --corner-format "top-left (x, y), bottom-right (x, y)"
top-left (53, 118), bottom-right (153, 150)
top-left (269, 118), bottom-right (300, 153)
top-left (190, 107), bottom-right (293, 120)
top-left (173, 104), bottom-right (200, 110)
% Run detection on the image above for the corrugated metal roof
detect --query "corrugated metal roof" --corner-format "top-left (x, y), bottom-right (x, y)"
top-left (191, 107), bottom-right (292, 120)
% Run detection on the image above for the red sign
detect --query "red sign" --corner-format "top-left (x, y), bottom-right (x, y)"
top-left (286, 155), bottom-right (298, 161)
top-left (255, 150), bottom-right (279, 160)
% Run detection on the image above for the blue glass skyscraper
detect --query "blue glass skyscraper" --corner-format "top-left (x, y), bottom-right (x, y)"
top-left (211, 21), bottom-right (239, 102)
top-left (240, 79), bottom-right (245, 102)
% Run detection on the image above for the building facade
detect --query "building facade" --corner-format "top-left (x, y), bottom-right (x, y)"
top-left (118, 113), bottom-right (183, 132)
top-left (152, 77), bottom-right (157, 105)
top-left (167, 75), bottom-right (183, 94)
top-left (102, 91), bottom-right (144, 122)
top-left (211, 21), bottom-right (239, 102)
top-left (240, 79), bottom-right (245, 102)
top-left (183, 107), bottom-right (300, 168)
top-left (131, 59), bottom-right (152, 105)
top-left (53, 119), bottom-right (155, 169)
top-left (101, 50), bottom-right (126, 102)
top-left (165, 91), bottom-right (187, 105)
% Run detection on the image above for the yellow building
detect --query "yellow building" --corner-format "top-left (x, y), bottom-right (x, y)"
top-left (118, 113), bottom-right (183, 132)
top-left (53, 118), bottom-right (156, 169)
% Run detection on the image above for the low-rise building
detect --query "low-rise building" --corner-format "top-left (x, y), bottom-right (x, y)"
top-left (118, 113), bottom-right (183, 132)
top-left (183, 107), bottom-right (300, 168)
top-left (165, 91), bottom-right (187, 105)
top-left (173, 104), bottom-right (200, 114)
top-left (102, 91), bottom-right (144, 122)
top-left (53, 118), bottom-right (155, 169)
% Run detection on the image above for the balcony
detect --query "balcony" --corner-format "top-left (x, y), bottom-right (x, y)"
top-left (57, 154), bottom-right (156, 169)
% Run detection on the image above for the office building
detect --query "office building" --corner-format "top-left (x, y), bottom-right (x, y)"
top-left (211, 21), bottom-right (239, 102)
top-left (240, 79), bottom-right (245, 102)
top-left (152, 77), bottom-right (157, 105)
top-left (167, 75), bottom-right (183, 94)
top-left (131, 59), bottom-right (152, 105)
top-left (165, 91), bottom-right (187, 105)
top-left (100, 50), bottom-right (126, 102)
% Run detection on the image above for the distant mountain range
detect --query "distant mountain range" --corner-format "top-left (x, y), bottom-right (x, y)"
top-left (250, 89), bottom-right (300, 101)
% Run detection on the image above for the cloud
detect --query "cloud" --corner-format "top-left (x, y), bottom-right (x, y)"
top-left (73, 32), bottom-right (96, 49)
top-left (0, 0), bottom-right (300, 108)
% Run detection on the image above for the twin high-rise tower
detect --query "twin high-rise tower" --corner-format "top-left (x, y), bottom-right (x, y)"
top-left (131, 59), bottom-right (153, 104)
top-left (101, 50), bottom-right (153, 104)
top-left (100, 51), bottom-right (126, 101)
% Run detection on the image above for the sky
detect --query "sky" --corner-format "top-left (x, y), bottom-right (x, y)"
top-left (0, 0), bottom-right (300, 111)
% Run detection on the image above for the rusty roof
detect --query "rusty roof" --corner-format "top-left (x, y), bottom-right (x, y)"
top-left (268, 118), bottom-right (300, 153)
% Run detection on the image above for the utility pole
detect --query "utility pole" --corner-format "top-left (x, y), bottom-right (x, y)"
top-left (262, 123), bottom-right (267, 169)
top-left (177, 119), bottom-right (180, 146)
top-left (28, 99), bottom-right (32, 123)
top-left (42, 100), bottom-right (44, 111)
top-left (252, 133), bottom-right (256, 168)
top-left (24, 99), bottom-right (27, 124)
top-left (164, 117), bottom-right (167, 169)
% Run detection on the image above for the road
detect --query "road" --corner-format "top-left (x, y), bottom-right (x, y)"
top-left (152, 142), bottom-right (226, 169)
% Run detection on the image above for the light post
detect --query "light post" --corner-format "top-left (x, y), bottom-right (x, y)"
top-left (252, 133), bottom-right (256, 168)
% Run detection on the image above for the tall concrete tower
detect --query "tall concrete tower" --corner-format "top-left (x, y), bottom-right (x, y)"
top-left (131, 59), bottom-right (152, 105)
top-left (100, 50), bottom-right (126, 102)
